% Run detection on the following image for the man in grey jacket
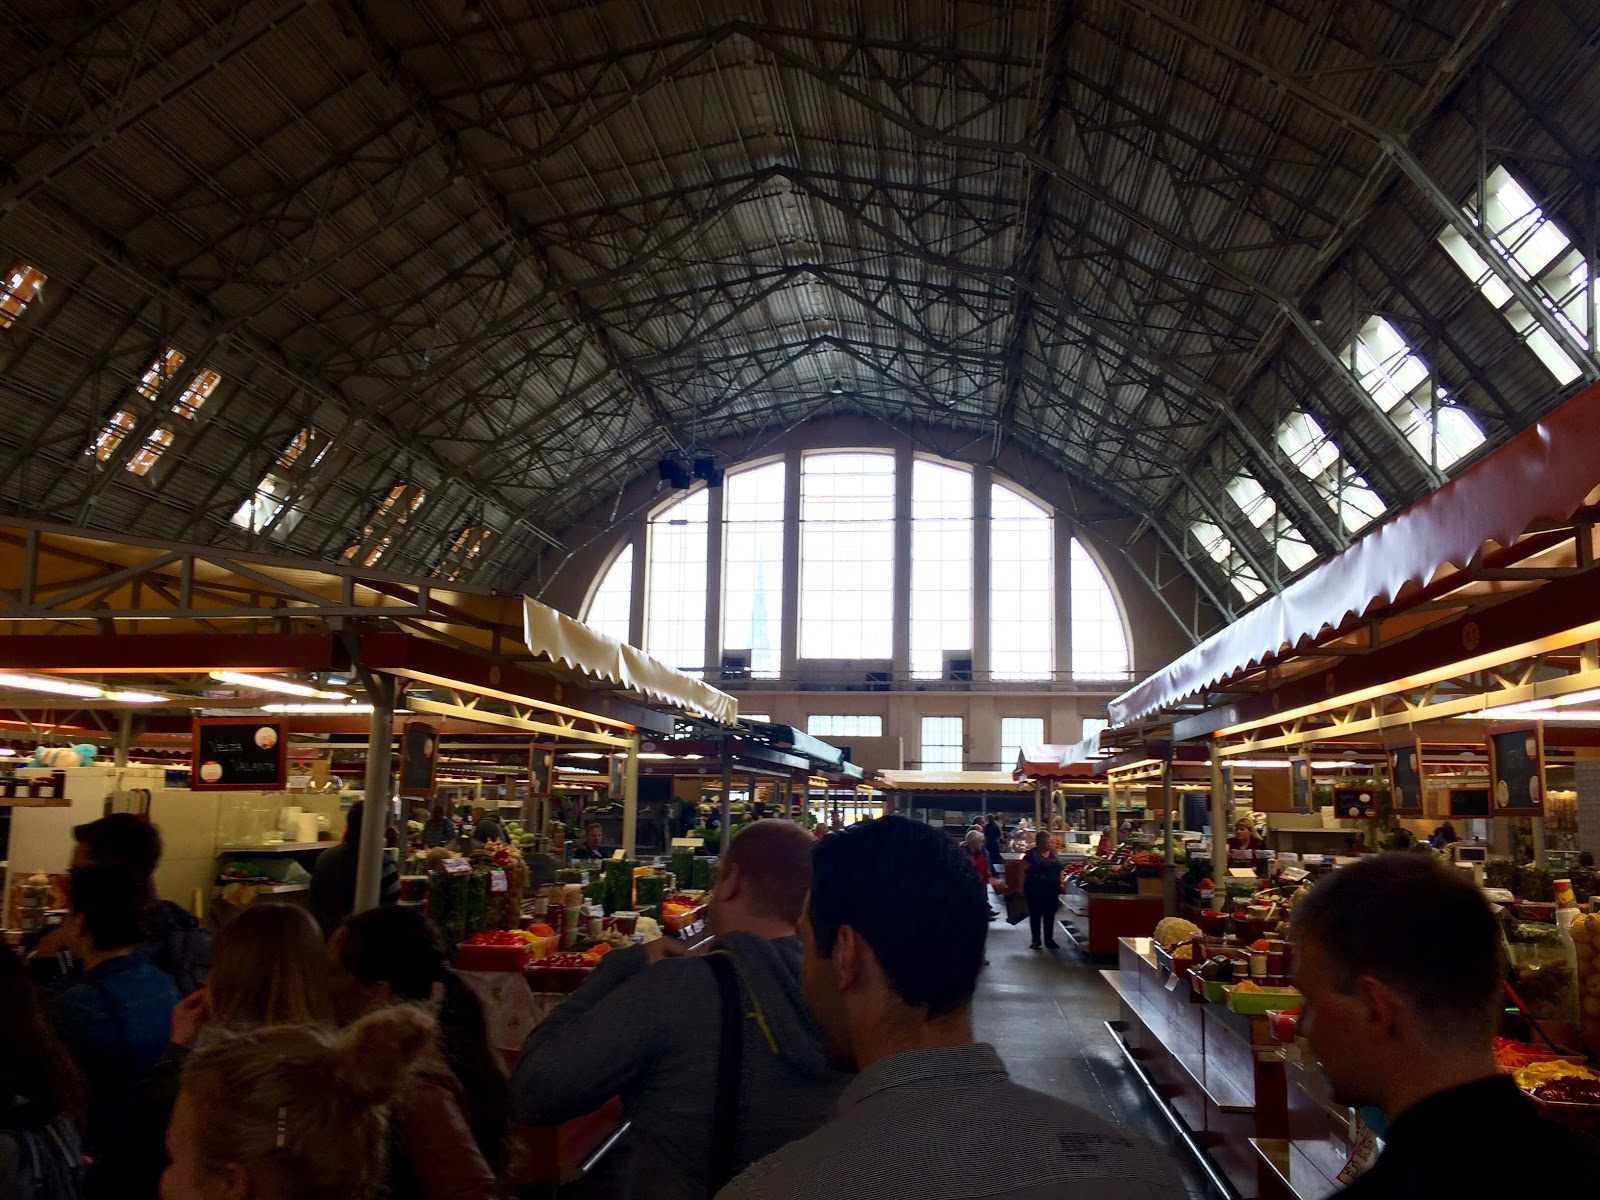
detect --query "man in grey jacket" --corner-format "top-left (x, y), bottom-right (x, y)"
top-left (511, 820), bottom-right (846, 1200)
top-left (719, 816), bottom-right (1183, 1200)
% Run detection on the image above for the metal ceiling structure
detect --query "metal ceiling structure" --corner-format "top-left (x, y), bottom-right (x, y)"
top-left (2, 0), bottom-right (1598, 632)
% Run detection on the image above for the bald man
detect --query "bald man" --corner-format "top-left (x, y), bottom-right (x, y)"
top-left (513, 820), bottom-right (847, 1200)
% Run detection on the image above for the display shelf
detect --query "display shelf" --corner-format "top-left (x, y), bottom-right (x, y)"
top-left (216, 842), bottom-right (327, 854)
top-left (215, 881), bottom-right (308, 894)
top-left (1248, 1138), bottom-right (1339, 1200)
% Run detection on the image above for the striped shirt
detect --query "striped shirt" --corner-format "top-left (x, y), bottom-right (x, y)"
top-left (718, 1042), bottom-right (1182, 1200)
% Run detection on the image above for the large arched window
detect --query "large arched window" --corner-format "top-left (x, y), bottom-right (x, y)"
top-left (799, 452), bottom-right (895, 659)
top-left (646, 488), bottom-right (708, 674)
top-left (990, 482), bottom-right (1052, 680)
top-left (584, 543), bottom-right (633, 643)
top-left (1070, 539), bottom-right (1130, 679)
top-left (578, 448), bottom-right (1140, 685)
top-left (910, 460), bottom-right (973, 678)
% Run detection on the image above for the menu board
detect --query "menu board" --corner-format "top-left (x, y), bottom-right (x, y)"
top-left (1386, 739), bottom-right (1424, 816)
top-left (1290, 755), bottom-right (1312, 813)
top-left (192, 719), bottom-right (286, 791)
top-left (398, 722), bottom-right (438, 797)
top-left (1488, 725), bottom-right (1545, 814)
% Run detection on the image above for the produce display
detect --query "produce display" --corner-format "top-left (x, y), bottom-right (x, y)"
top-left (1153, 917), bottom-right (1202, 949)
top-left (1572, 911), bottom-right (1600, 1054)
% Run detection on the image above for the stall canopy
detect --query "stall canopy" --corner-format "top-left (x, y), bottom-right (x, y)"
top-left (1014, 745), bottom-right (1099, 779)
top-left (522, 597), bottom-right (737, 726)
top-left (877, 770), bottom-right (1032, 792)
top-left (1112, 379), bottom-right (1600, 728)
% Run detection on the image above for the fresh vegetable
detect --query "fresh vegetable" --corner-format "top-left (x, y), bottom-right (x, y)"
top-left (1152, 917), bottom-right (1202, 949)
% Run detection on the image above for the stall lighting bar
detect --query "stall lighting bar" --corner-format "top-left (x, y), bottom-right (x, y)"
top-left (0, 672), bottom-right (169, 703)
top-left (210, 670), bottom-right (346, 699)
top-left (261, 702), bottom-right (376, 715)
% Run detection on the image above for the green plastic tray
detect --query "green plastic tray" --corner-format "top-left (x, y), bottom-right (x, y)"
top-left (1225, 985), bottom-right (1302, 1015)
top-left (1201, 978), bottom-right (1231, 1005)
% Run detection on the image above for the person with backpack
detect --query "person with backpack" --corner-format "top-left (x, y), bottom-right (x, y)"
top-left (46, 866), bottom-right (178, 1158)
top-left (0, 944), bottom-right (86, 1200)
top-left (28, 814), bottom-right (209, 998)
top-left (511, 820), bottom-right (847, 1200)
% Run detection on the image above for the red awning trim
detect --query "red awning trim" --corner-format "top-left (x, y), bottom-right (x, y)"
top-left (1111, 380), bottom-right (1600, 728)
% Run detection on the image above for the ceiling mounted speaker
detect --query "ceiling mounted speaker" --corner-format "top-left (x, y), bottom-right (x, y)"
top-left (657, 459), bottom-right (692, 489)
top-left (692, 457), bottom-right (723, 487)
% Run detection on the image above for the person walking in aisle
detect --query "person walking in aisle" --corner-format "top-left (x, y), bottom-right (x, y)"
top-left (512, 820), bottom-right (846, 1200)
top-left (0, 944), bottom-right (86, 1200)
top-left (717, 816), bottom-right (1181, 1200)
top-left (1021, 830), bottom-right (1064, 950)
top-left (1291, 853), bottom-right (1600, 1196)
top-left (982, 816), bottom-right (1003, 874)
top-left (961, 830), bottom-right (999, 922)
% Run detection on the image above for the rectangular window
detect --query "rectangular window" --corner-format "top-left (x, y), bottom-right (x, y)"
top-left (990, 484), bottom-right (1053, 680)
top-left (344, 483), bottom-right (426, 566)
top-left (1344, 316), bottom-right (1485, 470)
top-left (136, 349), bottom-right (186, 402)
top-left (231, 430), bottom-right (328, 537)
top-left (722, 462), bottom-right (785, 678)
top-left (646, 489), bottom-right (709, 674)
top-left (1189, 519), bottom-right (1266, 603)
top-left (125, 427), bottom-right (173, 477)
top-left (231, 473), bottom-right (290, 533)
top-left (806, 715), bottom-right (883, 738)
top-left (91, 410), bottom-right (138, 463)
top-left (0, 263), bottom-right (46, 328)
top-left (799, 453), bottom-right (895, 659)
top-left (438, 525), bottom-right (496, 580)
top-left (1000, 716), bottom-right (1045, 771)
top-left (909, 460), bottom-right (972, 679)
top-left (741, 713), bottom-right (772, 724)
top-left (1276, 411), bottom-right (1385, 534)
top-left (1225, 474), bottom-right (1316, 572)
top-left (170, 368), bottom-right (221, 420)
top-left (919, 716), bottom-right (963, 771)
top-left (1069, 539), bottom-right (1130, 680)
top-left (1438, 165), bottom-right (1589, 385)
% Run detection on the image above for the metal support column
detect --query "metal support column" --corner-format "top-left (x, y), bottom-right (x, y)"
top-left (1108, 775), bottom-right (1120, 846)
top-left (1033, 781), bottom-right (1043, 829)
top-left (1531, 815), bottom-right (1548, 871)
top-left (1162, 760), bottom-right (1176, 917)
top-left (1210, 755), bottom-right (1228, 870)
top-left (720, 749), bottom-right (733, 851)
top-left (354, 674), bottom-right (397, 915)
top-left (622, 734), bottom-right (640, 859)
top-left (114, 712), bottom-right (132, 768)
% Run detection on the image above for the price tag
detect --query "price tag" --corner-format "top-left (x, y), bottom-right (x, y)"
top-left (441, 857), bottom-right (471, 876)
top-left (489, 869), bottom-right (508, 895)
top-left (1165, 971), bottom-right (1182, 992)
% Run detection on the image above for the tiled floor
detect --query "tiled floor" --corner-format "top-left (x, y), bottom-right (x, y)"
top-left (976, 909), bottom-right (1216, 1197)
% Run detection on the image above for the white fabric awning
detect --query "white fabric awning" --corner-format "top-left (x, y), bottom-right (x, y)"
top-left (522, 597), bottom-right (738, 725)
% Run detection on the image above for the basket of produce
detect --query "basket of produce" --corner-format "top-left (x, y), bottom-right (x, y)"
top-left (1522, 1064), bottom-right (1600, 1138)
top-left (456, 932), bottom-right (535, 972)
top-left (524, 953), bottom-right (596, 994)
top-left (1224, 982), bottom-right (1302, 1015)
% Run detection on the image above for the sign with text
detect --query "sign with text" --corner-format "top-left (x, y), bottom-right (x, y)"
top-left (398, 722), bottom-right (438, 797)
top-left (192, 719), bottom-right (286, 791)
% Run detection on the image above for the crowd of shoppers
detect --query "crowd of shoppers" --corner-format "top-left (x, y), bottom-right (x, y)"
top-left (7, 806), bottom-right (1600, 1200)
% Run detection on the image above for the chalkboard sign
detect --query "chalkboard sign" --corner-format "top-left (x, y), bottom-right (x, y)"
top-left (1290, 756), bottom-right (1312, 813)
top-left (398, 722), bottom-right (437, 797)
top-left (1450, 787), bottom-right (1491, 818)
top-left (1488, 725), bottom-right (1545, 814)
top-left (192, 719), bottom-right (286, 791)
top-left (1386, 739), bottom-right (1424, 816)
top-left (1333, 786), bottom-right (1380, 820)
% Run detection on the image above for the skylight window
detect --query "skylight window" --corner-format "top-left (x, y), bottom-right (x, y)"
top-left (231, 430), bottom-right (328, 537)
top-left (136, 349), bottom-right (186, 402)
top-left (1225, 473), bottom-right (1316, 572)
top-left (1276, 411), bottom-right (1385, 534)
top-left (1345, 316), bottom-right (1485, 469)
top-left (170, 368), bottom-right (221, 420)
top-left (584, 544), bottom-right (635, 643)
top-left (1189, 520), bottom-right (1266, 602)
top-left (0, 263), bottom-right (46, 328)
top-left (344, 483), bottom-right (426, 566)
top-left (439, 524), bottom-right (496, 580)
top-left (125, 427), bottom-right (173, 477)
top-left (1438, 166), bottom-right (1589, 385)
top-left (91, 410), bottom-right (138, 463)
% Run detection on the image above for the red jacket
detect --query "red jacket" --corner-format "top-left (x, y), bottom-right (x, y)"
top-left (965, 845), bottom-right (992, 884)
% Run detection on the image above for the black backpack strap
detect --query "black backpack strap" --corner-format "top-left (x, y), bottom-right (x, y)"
top-left (705, 951), bottom-right (744, 1196)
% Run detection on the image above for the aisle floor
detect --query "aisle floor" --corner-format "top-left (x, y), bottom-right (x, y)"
top-left (560, 909), bottom-right (1216, 1198)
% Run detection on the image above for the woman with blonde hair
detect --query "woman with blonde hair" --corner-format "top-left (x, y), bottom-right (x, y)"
top-left (161, 1006), bottom-right (434, 1200)
top-left (93, 904), bottom-right (334, 1200)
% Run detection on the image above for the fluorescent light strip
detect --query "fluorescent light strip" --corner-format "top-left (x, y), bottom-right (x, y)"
top-left (261, 702), bottom-right (375, 715)
top-left (211, 670), bottom-right (346, 699)
top-left (0, 673), bottom-right (167, 703)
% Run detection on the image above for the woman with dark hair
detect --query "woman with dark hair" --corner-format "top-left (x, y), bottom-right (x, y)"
top-left (1022, 830), bottom-right (1065, 951)
top-left (0, 943), bottom-right (86, 1199)
top-left (328, 907), bottom-right (504, 1200)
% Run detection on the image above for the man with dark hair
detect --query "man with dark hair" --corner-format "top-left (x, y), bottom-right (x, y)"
top-left (513, 819), bottom-right (846, 1200)
top-left (720, 816), bottom-right (1178, 1200)
top-left (31, 814), bottom-right (210, 995)
top-left (1290, 852), bottom-right (1600, 1195)
top-left (572, 820), bottom-right (607, 860)
top-left (48, 865), bottom-right (179, 1155)
top-left (308, 800), bottom-right (402, 937)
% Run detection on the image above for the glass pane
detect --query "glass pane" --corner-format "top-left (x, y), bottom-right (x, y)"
top-left (799, 453), bottom-right (895, 659)
top-left (1000, 716), bottom-right (1044, 771)
top-left (646, 490), bottom-right (709, 674)
top-left (723, 462), bottom-right (785, 677)
top-left (585, 543), bottom-right (635, 644)
top-left (990, 483), bottom-right (1052, 680)
top-left (806, 714), bottom-right (883, 738)
top-left (1070, 539), bottom-right (1130, 680)
top-left (920, 715), bottom-right (963, 770)
top-left (910, 461), bottom-right (972, 678)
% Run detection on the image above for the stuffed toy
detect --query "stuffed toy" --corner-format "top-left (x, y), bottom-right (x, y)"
top-left (30, 743), bottom-right (99, 768)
